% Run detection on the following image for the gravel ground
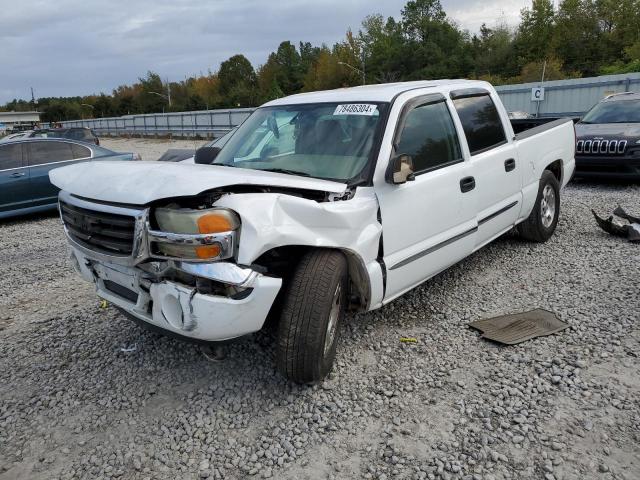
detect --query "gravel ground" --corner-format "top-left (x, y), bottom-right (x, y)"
top-left (99, 138), bottom-right (209, 161)
top-left (1, 175), bottom-right (639, 480)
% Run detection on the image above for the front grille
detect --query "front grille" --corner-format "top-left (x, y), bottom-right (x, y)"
top-left (576, 138), bottom-right (627, 155)
top-left (60, 201), bottom-right (135, 255)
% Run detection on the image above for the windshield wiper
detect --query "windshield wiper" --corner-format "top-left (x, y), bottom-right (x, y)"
top-left (260, 168), bottom-right (311, 177)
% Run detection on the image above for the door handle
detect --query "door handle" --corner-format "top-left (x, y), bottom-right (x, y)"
top-left (10, 172), bottom-right (26, 178)
top-left (504, 158), bottom-right (516, 172)
top-left (460, 176), bottom-right (475, 193)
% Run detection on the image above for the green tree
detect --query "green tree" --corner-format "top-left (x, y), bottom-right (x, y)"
top-left (218, 54), bottom-right (257, 106)
top-left (552, 0), bottom-right (602, 75)
top-left (138, 71), bottom-right (167, 113)
top-left (513, 0), bottom-right (556, 68)
top-left (471, 23), bottom-right (517, 80)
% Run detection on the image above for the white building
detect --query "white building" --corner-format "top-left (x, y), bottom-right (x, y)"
top-left (0, 111), bottom-right (41, 131)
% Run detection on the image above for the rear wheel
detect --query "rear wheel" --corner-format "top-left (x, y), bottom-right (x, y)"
top-left (518, 170), bottom-right (560, 242)
top-left (276, 249), bottom-right (347, 383)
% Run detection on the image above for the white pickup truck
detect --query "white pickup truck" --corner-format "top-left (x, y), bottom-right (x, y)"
top-left (51, 80), bottom-right (575, 383)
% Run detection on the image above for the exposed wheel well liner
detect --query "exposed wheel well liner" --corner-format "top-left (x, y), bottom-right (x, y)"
top-left (545, 159), bottom-right (563, 184)
top-left (253, 245), bottom-right (371, 311)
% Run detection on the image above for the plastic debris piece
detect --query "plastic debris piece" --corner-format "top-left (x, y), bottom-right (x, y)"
top-left (592, 207), bottom-right (640, 243)
top-left (99, 300), bottom-right (108, 309)
top-left (613, 206), bottom-right (640, 224)
top-left (399, 337), bottom-right (418, 343)
top-left (120, 343), bottom-right (137, 353)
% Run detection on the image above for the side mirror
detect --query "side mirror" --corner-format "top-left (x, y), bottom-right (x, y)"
top-left (388, 154), bottom-right (415, 184)
top-left (194, 146), bottom-right (221, 164)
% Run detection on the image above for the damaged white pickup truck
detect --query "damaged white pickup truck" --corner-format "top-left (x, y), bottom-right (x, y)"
top-left (51, 80), bottom-right (575, 382)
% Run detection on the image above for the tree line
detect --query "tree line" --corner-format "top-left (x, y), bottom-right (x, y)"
top-left (3, 0), bottom-right (639, 122)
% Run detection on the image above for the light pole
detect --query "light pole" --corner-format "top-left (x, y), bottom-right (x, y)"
top-left (338, 61), bottom-right (366, 85)
top-left (80, 103), bottom-right (94, 120)
top-left (150, 91), bottom-right (171, 114)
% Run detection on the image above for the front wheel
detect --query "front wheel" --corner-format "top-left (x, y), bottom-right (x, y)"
top-left (518, 170), bottom-right (560, 242)
top-left (276, 250), bottom-right (347, 383)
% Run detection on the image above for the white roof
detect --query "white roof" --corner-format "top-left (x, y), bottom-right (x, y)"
top-left (263, 79), bottom-right (488, 106)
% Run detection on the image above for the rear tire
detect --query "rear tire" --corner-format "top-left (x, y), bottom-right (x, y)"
top-left (276, 249), bottom-right (347, 383)
top-left (518, 170), bottom-right (560, 242)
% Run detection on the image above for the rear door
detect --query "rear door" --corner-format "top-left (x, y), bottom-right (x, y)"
top-left (450, 89), bottom-right (522, 248)
top-left (27, 140), bottom-right (90, 206)
top-left (375, 93), bottom-right (477, 302)
top-left (0, 142), bottom-right (31, 214)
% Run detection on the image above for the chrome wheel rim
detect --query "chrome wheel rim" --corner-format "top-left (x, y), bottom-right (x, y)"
top-left (540, 184), bottom-right (556, 229)
top-left (324, 283), bottom-right (342, 356)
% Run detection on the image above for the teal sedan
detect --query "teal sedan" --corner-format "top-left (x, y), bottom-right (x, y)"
top-left (0, 138), bottom-right (140, 219)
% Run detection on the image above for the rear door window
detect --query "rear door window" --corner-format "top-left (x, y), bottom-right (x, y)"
top-left (28, 141), bottom-right (74, 166)
top-left (0, 143), bottom-right (24, 170)
top-left (395, 99), bottom-right (462, 173)
top-left (452, 94), bottom-right (506, 154)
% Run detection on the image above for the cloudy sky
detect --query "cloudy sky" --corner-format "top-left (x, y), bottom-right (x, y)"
top-left (0, 0), bottom-right (530, 103)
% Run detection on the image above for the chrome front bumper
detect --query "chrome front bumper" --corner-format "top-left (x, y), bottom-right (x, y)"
top-left (70, 247), bottom-right (282, 341)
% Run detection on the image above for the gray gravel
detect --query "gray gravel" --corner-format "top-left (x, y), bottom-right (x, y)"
top-left (1, 180), bottom-right (639, 480)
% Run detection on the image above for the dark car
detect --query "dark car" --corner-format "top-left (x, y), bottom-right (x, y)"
top-left (0, 138), bottom-right (139, 219)
top-left (574, 92), bottom-right (640, 179)
top-left (30, 127), bottom-right (101, 146)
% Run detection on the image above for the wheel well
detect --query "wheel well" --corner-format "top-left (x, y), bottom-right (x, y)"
top-left (545, 159), bottom-right (563, 184)
top-left (253, 245), bottom-right (371, 311)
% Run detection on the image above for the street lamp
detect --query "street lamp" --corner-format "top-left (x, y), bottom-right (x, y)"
top-left (80, 103), bottom-right (94, 120)
top-left (150, 91), bottom-right (172, 114)
top-left (338, 61), bottom-right (366, 85)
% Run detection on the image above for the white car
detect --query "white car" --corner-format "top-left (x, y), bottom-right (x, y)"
top-left (0, 130), bottom-right (34, 143)
top-left (50, 80), bottom-right (576, 382)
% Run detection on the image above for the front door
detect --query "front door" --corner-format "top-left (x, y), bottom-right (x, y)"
top-left (375, 95), bottom-right (478, 302)
top-left (0, 143), bottom-right (31, 214)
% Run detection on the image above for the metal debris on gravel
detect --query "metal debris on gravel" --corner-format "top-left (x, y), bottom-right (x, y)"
top-left (1, 174), bottom-right (639, 480)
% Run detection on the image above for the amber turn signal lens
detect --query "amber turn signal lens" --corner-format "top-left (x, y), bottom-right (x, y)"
top-left (195, 243), bottom-right (222, 259)
top-left (197, 213), bottom-right (234, 234)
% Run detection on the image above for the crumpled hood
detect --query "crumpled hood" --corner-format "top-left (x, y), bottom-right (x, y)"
top-left (576, 122), bottom-right (640, 139)
top-left (49, 160), bottom-right (348, 205)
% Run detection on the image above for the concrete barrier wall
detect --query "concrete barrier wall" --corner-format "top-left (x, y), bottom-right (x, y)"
top-left (45, 108), bottom-right (254, 138)
top-left (45, 72), bottom-right (640, 135)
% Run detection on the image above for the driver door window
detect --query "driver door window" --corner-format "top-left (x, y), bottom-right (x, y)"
top-left (396, 100), bottom-right (462, 174)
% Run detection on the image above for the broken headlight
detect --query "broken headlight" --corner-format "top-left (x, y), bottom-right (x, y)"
top-left (152, 207), bottom-right (240, 260)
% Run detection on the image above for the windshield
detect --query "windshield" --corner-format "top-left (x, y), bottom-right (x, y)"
top-left (581, 99), bottom-right (640, 124)
top-left (213, 102), bottom-right (387, 181)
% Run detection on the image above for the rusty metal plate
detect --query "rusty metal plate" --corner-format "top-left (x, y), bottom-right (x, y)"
top-left (469, 309), bottom-right (568, 345)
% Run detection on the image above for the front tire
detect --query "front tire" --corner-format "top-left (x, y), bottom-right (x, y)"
top-left (518, 170), bottom-right (560, 242)
top-left (276, 250), bottom-right (347, 383)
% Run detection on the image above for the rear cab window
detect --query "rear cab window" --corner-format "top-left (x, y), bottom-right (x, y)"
top-left (451, 91), bottom-right (507, 155)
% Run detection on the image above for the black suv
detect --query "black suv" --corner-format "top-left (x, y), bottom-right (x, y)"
top-left (30, 127), bottom-right (100, 146)
top-left (574, 92), bottom-right (640, 179)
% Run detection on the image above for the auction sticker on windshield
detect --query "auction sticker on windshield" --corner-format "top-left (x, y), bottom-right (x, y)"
top-left (333, 104), bottom-right (377, 115)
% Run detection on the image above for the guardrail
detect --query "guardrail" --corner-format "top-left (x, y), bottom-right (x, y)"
top-left (43, 108), bottom-right (255, 138)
